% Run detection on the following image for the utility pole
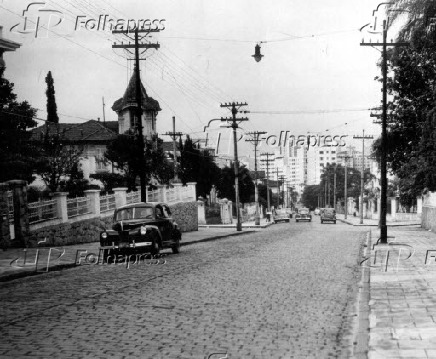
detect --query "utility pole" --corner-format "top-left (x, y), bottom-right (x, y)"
top-left (276, 168), bottom-right (280, 209)
top-left (246, 131), bottom-right (267, 225)
top-left (361, 12), bottom-right (408, 243)
top-left (333, 164), bottom-right (337, 211)
top-left (164, 116), bottom-right (184, 183)
top-left (324, 180), bottom-right (327, 208)
top-left (112, 27), bottom-right (161, 202)
top-left (102, 97), bottom-right (106, 126)
top-left (261, 153), bottom-right (274, 212)
top-left (279, 175), bottom-right (286, 208)
top-left (341, 155), bottom-right (351, 219)
top-left (354, 130), bottom-right (374, 224)
top-left (220, 102), bottom-right (249, 231)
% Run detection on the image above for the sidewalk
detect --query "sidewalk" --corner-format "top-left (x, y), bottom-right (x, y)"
top-left (363, 226), bottom-right (436, 359)
top-left (0, 227), bottom-right (255, 282)
top-left (337, 213), bottom-right (421, 227)
top-left (199, 218), bottom-right (274, 229)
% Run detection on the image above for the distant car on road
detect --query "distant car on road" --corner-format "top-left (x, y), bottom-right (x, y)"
top-left (314, 208), bottom-right (321, 216)
top-left (273, 209), bottom-right (291, 223)
top-left (295, 208), bottom-right (312, 222)
top-left (99, 202), bottom-right (182, 261)
top-left (320, 208), bottom-right (336, 224)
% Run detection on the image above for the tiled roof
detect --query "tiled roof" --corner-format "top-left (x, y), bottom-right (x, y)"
top-left (30, 120), bottom-right (117, 143)
top-left (103, 121), bottom-right (118, 133)
top-left (112, 70), bottom-right (161, 113)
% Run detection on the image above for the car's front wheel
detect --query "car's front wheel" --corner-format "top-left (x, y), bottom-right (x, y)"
top-left (172, 238), bottom-right (181, 254)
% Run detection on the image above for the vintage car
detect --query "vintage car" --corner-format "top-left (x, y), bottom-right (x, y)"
top-left (273, 209), bottom-right (291, 223)
top-left (314, 208), bottom-right (321, 216)
top-left (320, 208), bottom-right (336, 224)
top-left (99, 202), bottom-right (182, 260)
top-left (295, 207), bottom-right (312, 222)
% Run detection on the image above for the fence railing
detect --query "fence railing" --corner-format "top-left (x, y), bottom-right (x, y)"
top-left (167, 187), bottom-right (177, 203)
top-left (100, 193), bottom-right (116, 213)
top-left (67, 196), bottom-right (90, 218)
top-left (147, 189), bottom-right (160, 202)
top-left (126, 191), bottom-right (141, 204)
top-left (28, 199), bottom-right (57, 224)
top-left (7, 191), bottom-right (13, 223)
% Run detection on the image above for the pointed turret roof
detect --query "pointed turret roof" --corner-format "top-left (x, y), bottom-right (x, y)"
top-left (112, 69), bottom-right (161, 113)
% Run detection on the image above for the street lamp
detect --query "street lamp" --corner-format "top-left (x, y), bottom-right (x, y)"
top-left (252, 44), bottom-right (264, 62)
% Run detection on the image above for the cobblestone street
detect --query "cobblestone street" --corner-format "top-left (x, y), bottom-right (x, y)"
top-left (0, 221), bottom-right (366, 359)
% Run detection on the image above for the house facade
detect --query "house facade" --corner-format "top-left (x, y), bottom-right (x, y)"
top-left (30, 70), bottom-right (162, 182)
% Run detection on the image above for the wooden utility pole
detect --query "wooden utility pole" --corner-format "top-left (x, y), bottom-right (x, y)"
top-left (246, 131), bottom-right (267, 225)
top-left (361, 14), bottom-right (408, 243)
top-left (260, 153), bottom-right (274, 212)
top-left (164, 116), bottom-right (184, 183)
top-left (112, 27), bottom-right (161, 202)
top-left (102, 97), bottom-right (106, 126)
top-left (341, 155), bottom-right (351, 219)
top-left (353, 130), bottom-right (374, 224)
top-left (279, 175), bottom-right (286, 208)
top-left (220, 102), bottom-right (249, 231)
top-left (333, 164), bottom-right (337, 211)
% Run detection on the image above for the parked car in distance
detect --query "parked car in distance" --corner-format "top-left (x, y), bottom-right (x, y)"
top-left (99, 202), bottom-right (182, 261)
top-left (273, 209), bottom-right (291, 223)
top-left (295, 208), bottom-right (312, 222)
top-left (320, 208), bottom-right (336, 224)
top-left (314, 208), bottom-right (321, 216)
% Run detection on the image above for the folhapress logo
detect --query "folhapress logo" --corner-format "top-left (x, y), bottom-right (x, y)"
top-left (10, 2), bottom-right (64, 38)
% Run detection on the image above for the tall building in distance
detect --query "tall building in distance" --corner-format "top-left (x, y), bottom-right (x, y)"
top-left (306, 147), bottom-right (338, 185)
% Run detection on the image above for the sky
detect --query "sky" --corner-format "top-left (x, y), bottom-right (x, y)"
top-left (1, 0), bottom-right (391, 158)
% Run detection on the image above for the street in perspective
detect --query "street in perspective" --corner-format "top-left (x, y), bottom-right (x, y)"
top-left (2, 0), bottom-right (436, 358)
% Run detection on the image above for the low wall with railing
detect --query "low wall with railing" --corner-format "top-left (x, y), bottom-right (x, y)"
top-left (24, 184), bottom-right (197, 247)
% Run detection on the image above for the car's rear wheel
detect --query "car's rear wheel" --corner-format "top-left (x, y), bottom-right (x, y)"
top-left (334, 220), bottom-right (336, 224)
top-left (321, 220), bottom-right (324, 224)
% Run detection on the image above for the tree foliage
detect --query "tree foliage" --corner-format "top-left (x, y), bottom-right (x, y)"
top-left (215, 164), bottom-right (254, 204)
top-left (372, 0), bottom-right (436, 205)
top-left (34, 127), bottom-right (83, 192)
top-left (105, 132), bottom-right (173, 188)
top-left (45, 71), bottom-right (59, 124)
top-left (0, 67), bottom-right (38, 182)
top-left (178, 136), bottom-right (221, 197)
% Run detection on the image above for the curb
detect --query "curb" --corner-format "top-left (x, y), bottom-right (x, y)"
top-left (337, 219), bottom-right (421, 227)
top-left (0, 230), bottom-right (255, 283)
top-left (352, 230), bottom-right (371, 358)
top-left (199, 223), bottom-right (273, 229)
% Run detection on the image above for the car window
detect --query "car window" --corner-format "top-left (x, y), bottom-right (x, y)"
top-left (134, 207), bottom-right (153, 219)
top-left (116, 208), bottom-right (133, 220)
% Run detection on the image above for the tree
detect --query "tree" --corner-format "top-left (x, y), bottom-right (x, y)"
top-left (301, 185), bottom-right (321, 210)
top-left (45, 71), bottom-right (59, 123)
top-left (371, 0), bottom-right (436, 206)
top-left (105, 132), bottom-right (173, 189)
top-left (215, 164), bottom-right (254, 204)
top-left (178, 136), bottom-right (221, 198)
top-left (0, 67), bottom-right (38, 182)
top-left (34, 126), bottom-right (83, 192)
